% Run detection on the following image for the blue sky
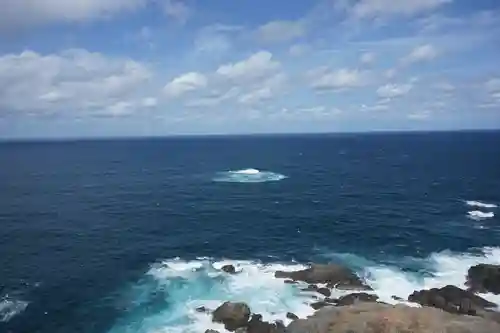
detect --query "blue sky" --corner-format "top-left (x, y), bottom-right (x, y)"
top-left (1, 0), bottom-right (499, 138)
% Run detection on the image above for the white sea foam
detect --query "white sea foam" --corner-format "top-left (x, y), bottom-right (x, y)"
top-left (467, 210), bottom-right (495, 220)
top-left (109, 248), bottom-right (500, 333)
top-left (213, 169), bottom-right (287, 183)
top-left (0, 296), bottom-right (28, 322)
top-left (465, 200), bottom-right (498, 209)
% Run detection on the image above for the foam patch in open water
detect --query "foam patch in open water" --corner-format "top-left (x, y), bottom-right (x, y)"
top-left (212, 169), bottom-right (287, 183)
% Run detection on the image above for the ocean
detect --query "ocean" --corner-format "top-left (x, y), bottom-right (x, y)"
top-left (1, 131), bottom-right (499, 333)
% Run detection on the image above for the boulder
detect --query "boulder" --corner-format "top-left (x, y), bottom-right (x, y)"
top-left (336, 293), bottom-right (379, 306)
top-left (284, 279), bottom-right (297, 284)
top-left (317, 288), bottom-right (331, 297)
top-left (287, 302), bottom-right (500, 333)
top-left (275, 264), bottom-right (368, 289)
top-left (205, 330), bottom-right (220, 333)
top-left (408, 285), bottom-right (496, 315)
top-left (246, 314), bottom-right (286, 333)
top-left (311, 301), bottom-right (332, 310)
top-left (212, 302), bottom-right (251, 331)
top-left (222, 265), bottom-right (237, 274)
top-left (301, 284), bottom-right (319, 292)
top-left (196, 306), bottom-right (210, 313)
top-left (286, 312), bottom-right (299, 320)
top-left (467, 264), bottom-right (500, 294)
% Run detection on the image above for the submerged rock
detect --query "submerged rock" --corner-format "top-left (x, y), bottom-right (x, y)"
top-left (287, 302), bottom-right (500, 333)
top-left (222, 265), bottom-right (237, 274)
top-left (196, 306), bottom-right (210, 313)
top-left (275, 264), bottom-right (368, 289)
top-left (212, 302), bottom-right (251, 331)
top-left (467, 264), bottom-right (500, 294)
top-left (408, 285), bottom-right (496, 315)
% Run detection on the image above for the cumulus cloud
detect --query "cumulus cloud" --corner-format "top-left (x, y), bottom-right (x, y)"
top-left (237, 73), bottom-right (286, 105)
top-left (351, 0), bottom-right (453, 19)
top-left (0, 0), bottom-right (147, 31)
top-left (256, 20), bottom-right (306, 43)
top-left (164, 72), bottom-right (207, 98)
top-left (216, 51), bottom-right (280, 83)
top-left (402, 44), bottom-right (439, 65)
top-left (377, 83), bottom-right (412, 98)
top-left (0, 49), bottom-right (152, 117)
top-left (309, 68), bottom-right (367, 91)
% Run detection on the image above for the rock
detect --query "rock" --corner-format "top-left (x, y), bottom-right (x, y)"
top-left (287, 302), bottom-right (500, 333)
top-left (284, 279), bottom-right (297, 284)
top-left (336, 293), bottom-right (379, 306)
top-left (196, 306), bottom-right (210, 313)
top-left (275, 264), bottom-right (368, 289)
top-left (326, 283), bottom-right (373, 291)
top-left (246, 314), bottom-right (286, 333)
top-left (301, 284), bottom-right (319, 292)
top-left (286, 312), bottom-right (299, 320)
top-left (391, 295), bottom-right (404, 301)
top-left (467, 264), bottom-right (500, 294)
top-left (222, 265), bottom-right (237, 274)
top-left (408, 285), bottom-right (496, 316)
top-left (205, 330), bottom-right (220, 333)
top-left (316, 288), bottom-right (331, 297)
top-left (311, 301), bottom-right (332, 310)
top-left (212, 302), bottom-right (251, 331)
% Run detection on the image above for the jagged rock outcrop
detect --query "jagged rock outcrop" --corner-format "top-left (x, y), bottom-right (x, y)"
top-left (467, 264), bottom-right (500, 294)
top-left (212, 302), bottom-right (251, 331)
top-left (222, 265), bottom-right (237, 274)
top-left (275, 264), bottom-right (369, 290)
top-left (287, 302), bottom-right (500, 333)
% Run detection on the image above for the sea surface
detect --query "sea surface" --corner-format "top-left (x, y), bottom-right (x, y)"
top-left (1, 131), bottom-right (500, 333)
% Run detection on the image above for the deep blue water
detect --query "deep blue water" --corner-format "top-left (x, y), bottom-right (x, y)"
top-left (1, 131), bottom-right (500, 333)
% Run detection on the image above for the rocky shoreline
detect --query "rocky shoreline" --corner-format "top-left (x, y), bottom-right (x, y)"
top-left (199, 263), bottom-right (500, 333)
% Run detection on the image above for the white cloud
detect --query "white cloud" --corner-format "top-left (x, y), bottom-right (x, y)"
top-left (408, 110), bottom-right (432, 120)
top-left (434, 81), bottom-right (455, 92)
top-left (360, 52), bottom-right (376, 65)
top-left (142, 97), bottom-right (158, 107)
top-left (163, 0), bottom-right (191, 23)
top-left (309, 68), bottom-right (367, 90)
top-left (237, 73), bottom-right (286, 105)
top-left (164, 72), bottom-right (207, 98)
top-left (185, 87), bottom-right (240, 107)
top-left (402, 44), bottom-right (439, 65)
top-left (485, 78), bottom-right (500, 92)
top-left (377, 83), bottom-right (412, 98)
top-left (289, 44), bottom-right (310, 57)
top-left (256, 20), bottom-right (306, 43)
top-left (0, 0), bottom-right (147, 30)
top-left (216, 51), bottom-right (280, 83)
top-left (0, 49), bottom-right (151, 117)
top-left (352, 0), bottom-right (452, 19)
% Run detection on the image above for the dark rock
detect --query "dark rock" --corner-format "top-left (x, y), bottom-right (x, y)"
top-left (275, 264), bottom-right (368, 289)
top-left (391, 295), bottom-right (404, 301)
top-left (205, 330), bottom-right (220, 333)
top-left (212, 302), bottom-right (251, 331)
top-left (467, 264), bottom-right (500, 295)
top-left (311, 301), bottom-right (331, 310)
top-left (196, 306), bottom-right (210, 313)
top-left (324, 298), bottom-right (338, 304)
top-left (246, 314), bottom-right (286, 333)
top-left (284, 279), bottom-right (297, 284)
top-left (287, 302), bottom-right (500, 333)
top-left (301, 284), bottom-right (318, 292)
top-left (317, 287), bottom-right (331, 297)
top-left (222, 265), bottom-right (237, 274)
top-left (408, 285), bottom-right (496, 316)
top-left (336, 293), bottom-right (379, 306)
top-left (286, 312), bottom-right (299, 320)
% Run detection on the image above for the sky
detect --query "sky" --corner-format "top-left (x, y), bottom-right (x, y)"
top-left (1, 0), bottom-right (500, 138)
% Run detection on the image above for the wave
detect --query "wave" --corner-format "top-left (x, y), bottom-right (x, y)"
top-left (465, 200), bottom-right (498, 209)
top-left (212, 169), bottom-right (287, 183)
top-left (0, 295), bottom-right (28, 323)
top-left (467, 210), bottom-right (495, 220)
top-left (108, 248), bottom-right (500, 333)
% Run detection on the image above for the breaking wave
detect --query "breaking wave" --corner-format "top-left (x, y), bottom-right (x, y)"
top-left (108, 248), bottom-right (500, 333)
top-left (465, 200), bottom-right (498, 209)
top-left (212, 169), bottom-right (287, 183)
top-left (467, 210), bottom-right (495, 220)
top-left (0, 295), bottom-right (28, 323)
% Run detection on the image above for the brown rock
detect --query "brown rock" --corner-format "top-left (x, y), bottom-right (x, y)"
top-left (467, 264), bottom-right (500, 294)
top-left (246, 314), bottom-right (286, 333)
top-left (336, 293), bottom-right (379, 306)
top-left (287, 302), bottom-right (500, 333)
top-left (275, 264), bottom-right (368, 289)
top-left (212, 302), bottom-right (251, 331)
